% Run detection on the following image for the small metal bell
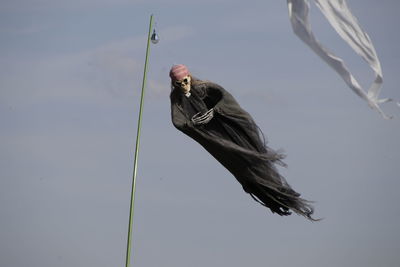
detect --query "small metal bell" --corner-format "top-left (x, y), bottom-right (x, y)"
top-left (151, 29), bottom-right (159, 44)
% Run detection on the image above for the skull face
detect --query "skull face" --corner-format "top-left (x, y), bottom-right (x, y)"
top-left (174, 75), bottom-right (191, 94)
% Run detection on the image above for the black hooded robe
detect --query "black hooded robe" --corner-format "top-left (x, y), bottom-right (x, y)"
top-left (170, 80), bottom-right (316, 220)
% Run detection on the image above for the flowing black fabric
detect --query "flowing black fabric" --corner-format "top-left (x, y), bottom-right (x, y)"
top-left (170, 79), bottom-right (317, 221)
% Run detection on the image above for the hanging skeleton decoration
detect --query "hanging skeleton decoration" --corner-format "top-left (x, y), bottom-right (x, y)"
top-left (288, 0), bottom-right (395, 119)
top-left (170, 64), bottom-right (317, 221)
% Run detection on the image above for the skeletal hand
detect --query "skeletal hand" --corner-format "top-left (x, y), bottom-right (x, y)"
top-left (191, 108), bottom-right (214, 125)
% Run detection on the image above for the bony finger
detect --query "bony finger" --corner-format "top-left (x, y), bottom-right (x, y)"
top-left (193, 117), bottom-right (208, 125)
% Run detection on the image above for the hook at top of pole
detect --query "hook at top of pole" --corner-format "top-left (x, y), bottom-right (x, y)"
top-left (151, 29), bottom-right (159, 44)
top-left (150, 14), bottom-right (160, 44)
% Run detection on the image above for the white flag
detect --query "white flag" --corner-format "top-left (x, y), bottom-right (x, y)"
top-left (287, 0), bottom-right (392, 119)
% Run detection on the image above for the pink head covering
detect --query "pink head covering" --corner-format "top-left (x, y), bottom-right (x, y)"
top-left (169, 64), bottom-right (190, 81)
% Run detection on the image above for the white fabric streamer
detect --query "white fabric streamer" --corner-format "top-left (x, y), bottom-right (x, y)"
top-left (287, 0), bottom-right (393, 119)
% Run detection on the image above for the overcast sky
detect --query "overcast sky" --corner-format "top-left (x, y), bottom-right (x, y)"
top-left (1, 1), bottom-right (399, 267)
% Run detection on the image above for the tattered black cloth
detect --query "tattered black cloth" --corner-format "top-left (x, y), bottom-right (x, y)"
top-left (170, 79), bottom-right (316, 220)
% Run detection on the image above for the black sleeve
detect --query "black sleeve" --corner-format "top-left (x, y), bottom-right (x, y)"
top-left (203, 86), bottom-right (223, 110)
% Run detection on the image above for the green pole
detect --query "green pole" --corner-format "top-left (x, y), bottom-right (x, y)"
top-left (125, 14), bottom-right (154, 267)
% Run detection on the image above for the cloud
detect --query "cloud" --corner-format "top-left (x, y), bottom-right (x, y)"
top-left (0, 24), bottom-right (194, 108)
top-left (157, 25), bottom-right (194, 43)
top-left (0, 0), bottom-right (131, 12)
top-left (85, 25), bottom-right (193, 98)
top-left (85, 38), bottom-right (144, 97)
top-left (0, 0), bottom-right (234, 13)
top-left (217, 3), bottom-right (286, 33)
top-left (0, 24), bottom-right (50, 35)
top-left (148, 79), bottom-right (170, 97)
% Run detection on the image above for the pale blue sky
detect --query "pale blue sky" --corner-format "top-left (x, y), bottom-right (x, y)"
top-left (1, 1), bottom-right (399, 267)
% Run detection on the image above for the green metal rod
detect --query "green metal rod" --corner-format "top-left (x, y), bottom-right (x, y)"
top-left (125, 14), bottom-right (154, 267)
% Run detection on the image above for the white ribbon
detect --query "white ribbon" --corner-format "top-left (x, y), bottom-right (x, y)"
top-left (287, 0), bottom-right (393, 119)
